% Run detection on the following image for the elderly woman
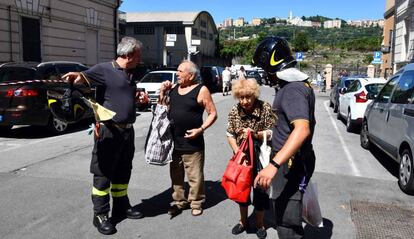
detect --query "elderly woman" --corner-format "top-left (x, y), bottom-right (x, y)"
top-left (226, 78), bottom-right (276, 239)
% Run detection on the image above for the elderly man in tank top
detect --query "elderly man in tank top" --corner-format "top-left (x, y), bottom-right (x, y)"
top-left (159, 60), bottom-right (217, 217)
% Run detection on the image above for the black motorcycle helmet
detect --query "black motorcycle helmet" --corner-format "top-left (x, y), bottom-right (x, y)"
top-left (252, 36), bottom-right (296, 74)
top-left (48, 84), bottom-right (89, 123)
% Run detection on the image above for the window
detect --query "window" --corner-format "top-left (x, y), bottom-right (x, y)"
top-left (200, 20), bottom-right (207, 28)
top-left (140, 73), bottom-right (175, 83)
top-left (0, 67), bottom-right (36, 83)
top-left (376, 76), bottom-right (399, 103)
top-left (346, 80), bottom-right (361, 93)
top-left (134, 26), bottom-right (154, 35)
top-left (165, 26), bottom-right (184, 34)
top-left (22, 17), bottom-right (41, 62)
top-left (120, 25), bottom-right (126, 35)
top-left (192, 28), bottom-right (198, 36)
top-left (209, 33), bottom-right (213, 40)
top-left (391, 70), bottom-right (414, 104)
top-left (201, 30), bottom-right (207, 39)
top-left (365, 83), bottom-right (385, 95)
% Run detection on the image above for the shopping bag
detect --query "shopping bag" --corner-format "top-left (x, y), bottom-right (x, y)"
top-left (144, 104), bottom-right (173, 165)
top-left (302, 181), bottom-right (324, 227)
top-left (259, 130), bottom-right (271, 168)
top-left (221, 130), bottom-right (253, 203)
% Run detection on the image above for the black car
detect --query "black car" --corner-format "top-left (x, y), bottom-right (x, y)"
top-left (0, 61), bottom-right (94, 134)
top-left (200, 66), bottom-right (224, 92)
top-left (245, 70), bottom-right (263, 85)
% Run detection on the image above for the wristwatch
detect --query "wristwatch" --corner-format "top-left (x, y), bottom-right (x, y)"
top-left (269, 159), bottom-right (281, 169)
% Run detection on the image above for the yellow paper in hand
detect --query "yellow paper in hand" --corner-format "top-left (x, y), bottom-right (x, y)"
top-left (83, 98), bottom-right (116, 121)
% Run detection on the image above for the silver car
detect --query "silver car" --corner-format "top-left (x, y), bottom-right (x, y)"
top-left (360, 63), bottom-right (414, 195)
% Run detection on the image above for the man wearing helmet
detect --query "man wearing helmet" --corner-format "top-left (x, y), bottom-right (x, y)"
top-left (252, 36), bottom-right (316, 238)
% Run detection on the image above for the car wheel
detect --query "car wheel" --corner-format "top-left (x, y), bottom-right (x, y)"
top-left (398, 149), bottom-right (414, 195)
top-left (47, 115), bottom-right (68, 134)
top-left (360, 120), bottom-right (370, 149)
top-left (346, 111), bottom-right (354, 132)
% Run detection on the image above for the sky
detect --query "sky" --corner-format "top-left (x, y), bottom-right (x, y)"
top-left (119, 0), bottom-right (385, 24)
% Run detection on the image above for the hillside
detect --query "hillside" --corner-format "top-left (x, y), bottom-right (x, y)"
top-left (218, 24), bottom-right (383, 74)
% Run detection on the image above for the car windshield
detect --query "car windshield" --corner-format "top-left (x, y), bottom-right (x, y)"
top-left (365, 83), bottom-right (385, 94)
top-left (0, 67), bottom-right (36, 83)
top-left (343, 79), bottom-right (355, 88)
top-left (140, 72), bottom-right (175, 83)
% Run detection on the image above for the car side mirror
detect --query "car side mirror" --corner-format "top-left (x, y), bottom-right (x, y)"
top-left (339, 87), bottom-right (347, 94)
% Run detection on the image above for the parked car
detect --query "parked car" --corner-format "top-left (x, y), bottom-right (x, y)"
top-left (137, 70), bottom-right (177, 105)
top-left (245, 70), bottom-right (263, 85)
top-left (0, 61), bottom-right (93, 134)
top-left (200, 66), bottom-right (224, 92)
top-left (37, 61), bottom-right (88, 80)
top-left (360, 64), bottom-right (414, 194)
top-left (330, 76), bottom-right (360, 112)
top-left (337, 77), bottom-right (387, 132)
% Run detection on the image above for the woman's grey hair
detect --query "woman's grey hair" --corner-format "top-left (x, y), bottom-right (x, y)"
top-left (181, 60), bottom-right (198, 76)
top-left (232, 78), bottom-right (260, 99)
top-left (117, 37), bottom-right (142, 56)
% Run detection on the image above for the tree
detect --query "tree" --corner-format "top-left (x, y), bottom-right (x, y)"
top-left (292, 31), bottom-right (309, 52)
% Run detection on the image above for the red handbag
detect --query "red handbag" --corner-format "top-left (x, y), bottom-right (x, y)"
top-left (221, 130), bottom-right (254, 203)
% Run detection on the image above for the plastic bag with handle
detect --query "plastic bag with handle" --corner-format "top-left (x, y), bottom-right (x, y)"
top-left (302, 181), bottom-right (324, 227)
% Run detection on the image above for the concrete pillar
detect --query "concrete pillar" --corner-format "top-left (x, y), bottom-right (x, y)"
top-left (324, 64), bottom-right (333, 90)
top-left (367, 65), bottom-right (375, 78)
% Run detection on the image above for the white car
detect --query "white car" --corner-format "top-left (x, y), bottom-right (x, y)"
top-left (337, 77), bottom-right (387, 132)
top-left (137, 70), bottom-right (177, 105)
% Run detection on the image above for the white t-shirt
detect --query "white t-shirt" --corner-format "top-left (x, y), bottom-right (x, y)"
top-left (222, 69), bottom-right (231, 82)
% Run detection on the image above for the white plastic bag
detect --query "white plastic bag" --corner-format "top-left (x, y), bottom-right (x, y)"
top-left (302, 181), bottom-right (323, 227)
top-left (259, 130), bottom-right (271, 168)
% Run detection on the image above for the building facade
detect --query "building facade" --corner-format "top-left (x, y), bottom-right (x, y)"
top-left (0, 0), bottom-right (120, 65)
top-left (324, 19), bottom-right (342, 28)
top-left (251, 18), bottom-right (261, 26)
top-left (393, 0), bottom-right (414, 71)
top-left (381, 0), bottom-right (395, 78)
top-left (120, 11), bottom-right (219, 67)
top-left (234, 17), bottom-right (244, 27)
top-left (223, 18), bottom-right (233, 28)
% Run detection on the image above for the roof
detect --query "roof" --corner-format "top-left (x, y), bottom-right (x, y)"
top-left (121, 11), bottom-right (218, 33)
top-left (37, 61), bottom-right (86, 67)
top-left (123, 12), bottom-right (201, 24)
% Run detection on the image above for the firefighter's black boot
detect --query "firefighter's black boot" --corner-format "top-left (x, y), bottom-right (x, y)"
top-left (93, 213), bottom-right (116, 235)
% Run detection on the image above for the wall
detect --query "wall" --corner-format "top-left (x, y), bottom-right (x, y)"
top-left (0, 0), bottom-right (117, 65)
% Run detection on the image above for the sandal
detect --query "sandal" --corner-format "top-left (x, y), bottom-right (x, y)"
top-left (191, 208), bottom-right (203, 216)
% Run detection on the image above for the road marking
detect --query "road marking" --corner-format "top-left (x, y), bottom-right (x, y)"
top-left (323, 100), bottom-right (361, 176)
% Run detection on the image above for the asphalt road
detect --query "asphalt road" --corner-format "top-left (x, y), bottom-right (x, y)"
top-left (0, 86), bottom-right (413, 239)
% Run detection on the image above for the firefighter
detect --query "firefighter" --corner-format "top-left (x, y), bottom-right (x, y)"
top-left (63, 37), bottom-right (144, 235)
top-left (252, 36), bottom-right (316, 239)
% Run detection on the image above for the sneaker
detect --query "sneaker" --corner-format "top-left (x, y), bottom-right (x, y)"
top-left (231, 222), bottom-right (247, 235)
top-left (256, 227), bottom-right (267, 239)
top-left (93, 214), bottom-right (116, 235)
